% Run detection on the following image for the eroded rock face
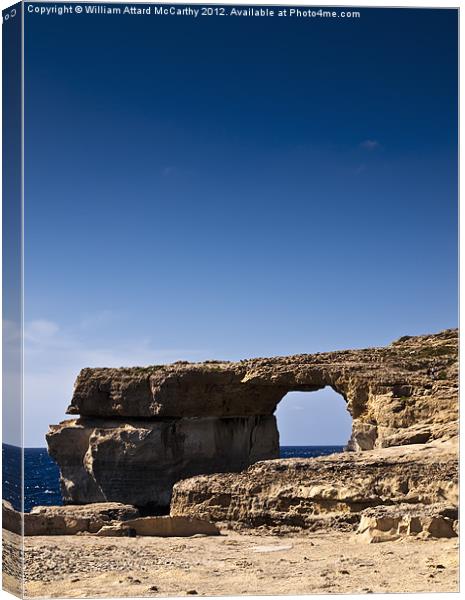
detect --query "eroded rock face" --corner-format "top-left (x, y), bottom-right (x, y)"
top-left (170, 440), bottom-right (458, 531)
top-left (68, 367), bottom-right (289, 419)
top-left (47, 329), bottom-right (458, 512)
top-left (2, 501), bottom-right (139, 536)
top-left (47, 416), bottom-right (278, 509)
top-left (357, 503), bottom-right (458, 543)
top-left (65, 329), bottom-right (458, 449)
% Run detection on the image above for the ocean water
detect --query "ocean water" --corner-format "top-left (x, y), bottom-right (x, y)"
top-left (3, 444), bottom-right (62, 512)
top-left (2, 444), bottom-right (344, 512)
top-left (280, 445), bottom-right (344, 459)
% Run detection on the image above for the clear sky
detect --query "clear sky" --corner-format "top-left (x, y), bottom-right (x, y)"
top-left (18, 5), bottom-right (457, 447)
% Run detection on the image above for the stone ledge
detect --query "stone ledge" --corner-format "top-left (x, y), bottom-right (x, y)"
top-left (97, 516), bottom-right (220, 537)
top-left (2, 501), bottom-right (139, 536)
top-left (170, 441), bottom-right (458, 531)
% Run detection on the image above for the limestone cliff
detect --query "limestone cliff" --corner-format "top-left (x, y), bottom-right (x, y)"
top-left (47, 329), bottom-right (458, 511)
top-left (47, 416), bottom-right (277, 509)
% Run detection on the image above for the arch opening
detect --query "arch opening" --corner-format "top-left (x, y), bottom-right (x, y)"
top-left (275, 387), bottom-right (352, 459)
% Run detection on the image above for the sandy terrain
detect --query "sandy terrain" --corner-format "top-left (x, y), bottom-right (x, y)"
top-left (2, 528), bottom-right (459, 598)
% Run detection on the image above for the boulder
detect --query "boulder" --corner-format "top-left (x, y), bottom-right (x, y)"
top-left (29, 502), bottom-right (139, 523)
top-left (121, 516), bottom-right (220, 537)
top-left (357, 503), bottom-right (458, 543)
top-left (95, 525), bottom-right (136, 537)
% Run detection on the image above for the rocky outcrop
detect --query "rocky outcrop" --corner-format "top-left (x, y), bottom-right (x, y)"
top-left (2, 501), bottom-right (220, 538)
top-left (170, 439), bottom-right (458, 532)
top-left (47, 329), bottom-right (458, 511)
top-left (2, 501), bottom-right (139, 535)
top-left (109, 515), bottom-right (220, 537)
top-left (47, 416), bottom-right (277, 509)
top-left (356, 503), bottom-right (458, 543)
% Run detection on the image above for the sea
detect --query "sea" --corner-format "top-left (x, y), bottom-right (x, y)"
top-left (2, 443), bottom-right (343, 513)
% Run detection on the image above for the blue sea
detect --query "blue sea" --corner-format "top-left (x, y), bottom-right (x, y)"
top-left (2, 443), bottom-right (343, 512)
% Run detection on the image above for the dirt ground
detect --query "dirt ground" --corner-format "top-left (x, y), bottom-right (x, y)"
top-left (2, 528), bottom-right (459, 598)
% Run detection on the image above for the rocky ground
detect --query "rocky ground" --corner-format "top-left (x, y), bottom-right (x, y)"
top-left (3, 528), bottom-right (458, 598)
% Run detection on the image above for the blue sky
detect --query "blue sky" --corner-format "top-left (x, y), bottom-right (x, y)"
top-left (19, 6), bottom-right (457, 447)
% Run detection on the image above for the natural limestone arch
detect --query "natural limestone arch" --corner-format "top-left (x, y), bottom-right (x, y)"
top-left (47, 330), bottom-right (458, 510)
top-left (65, 360), bottom-right (412, 450)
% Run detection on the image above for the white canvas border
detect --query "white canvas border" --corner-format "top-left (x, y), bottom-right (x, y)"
top-left (0, 1), bottom-right (460, 599)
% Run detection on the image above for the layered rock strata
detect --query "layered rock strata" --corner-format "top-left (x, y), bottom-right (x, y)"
top-left (47, 329), bottom-right (458, 512)
top-left (2, 500), bottom-right (139, 536)
top-left (65, 328), bottom-right (458, 447)
top-left (2, 501), bottom-right (220, 537)
top-left (170, 439), bottom-right (458, 532)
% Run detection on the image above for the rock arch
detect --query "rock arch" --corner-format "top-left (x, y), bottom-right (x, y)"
top-left (47, 329), bottom-right (458, 511)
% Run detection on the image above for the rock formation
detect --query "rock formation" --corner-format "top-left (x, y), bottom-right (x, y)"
top-left (2, 500), bottom-right (219, 538)
top-left (47, 416), bottom-right (277, 509)
top-left (102, 515), bottom-right (221, 537)
top-left (2, 500), bottom-right (139, 535)
top-left (47, 329), bottom-right (458, 513)
top-left (170, 438), bottom-right (458, 533)
top-left (356, 502), bottom-right (458, 543)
